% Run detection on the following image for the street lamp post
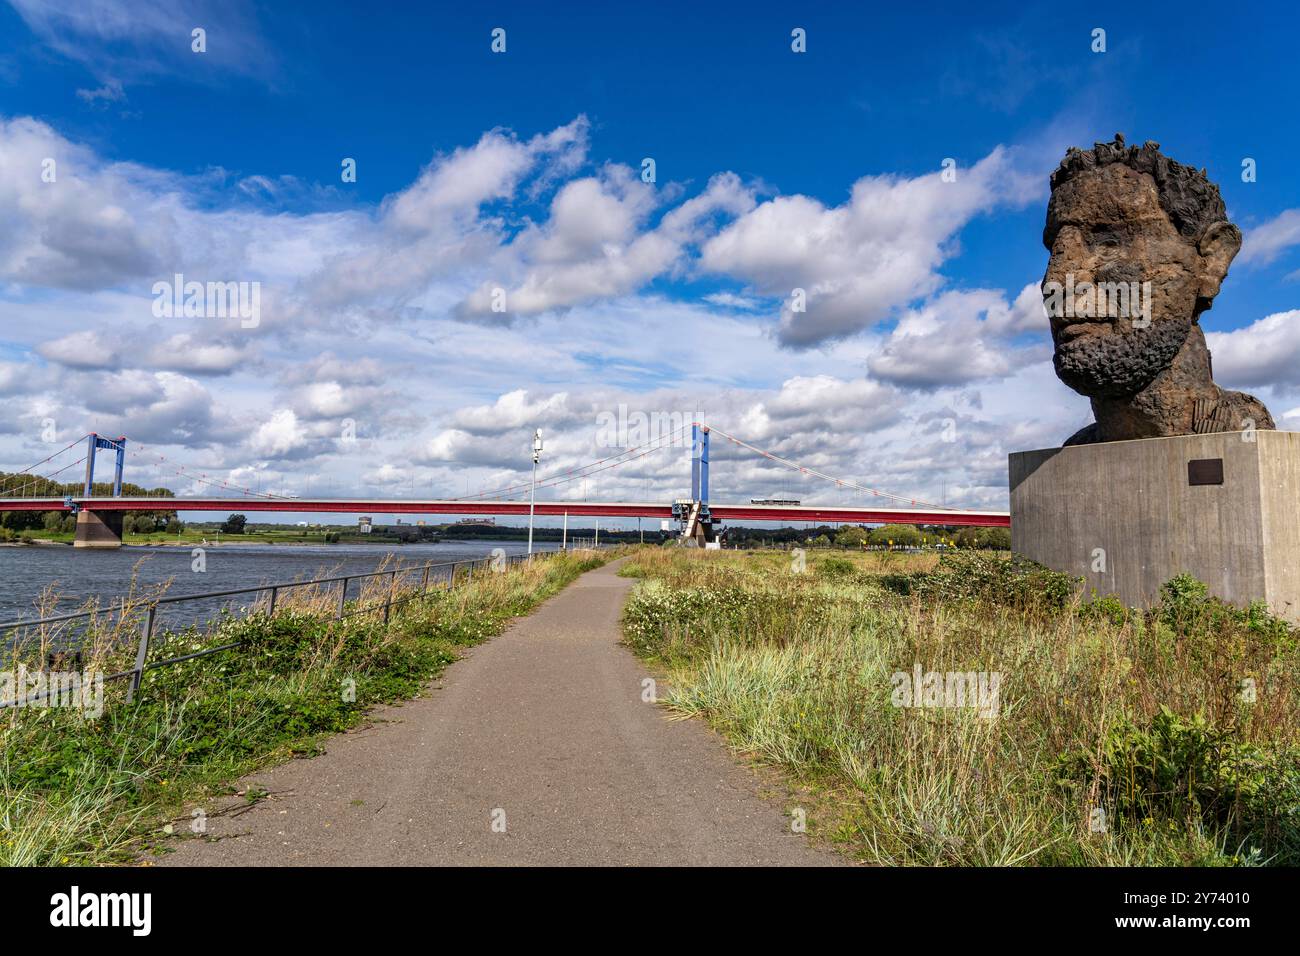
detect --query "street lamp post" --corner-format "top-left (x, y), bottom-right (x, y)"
top-left (527, 429), bottom-right (542, 556)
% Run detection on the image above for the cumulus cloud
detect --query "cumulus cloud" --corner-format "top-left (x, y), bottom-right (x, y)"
top-left (866, 284), bottom-right (1048, 388)
top-left (287, 380), bottom-right (389, 422)
top-left (747, 375), bottom-right (904, 440)
top-left (0, 117), bottom-right (175, 290)
top-left (454, 170), bottom-right (755, 319)
top-left (283, 354), bottom-right (391, 387)
top-left (37, 327), bottom-right (250, 375)
top-left (36, 329), bottom-right (122, 369)
top-left (248, 408), bottom-right (310, 459)
top-left (301, 118), bottom-right (592, 324)
top-left (70, 369), bottom-right (235, 446)
top-left (699, 147), bottom-right (1038, 347)
top-left (1206, 309), bottom-right (1300, 388)
top-left (1240, 209), bottom-right (1300, 267)
top-left (143, 333), bottom-right (251, 375)
top-left (445, 389), bottom-right (582, 436)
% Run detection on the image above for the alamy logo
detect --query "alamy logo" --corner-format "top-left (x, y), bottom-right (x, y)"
top-left (1043, 273), bottom-right (1151, 327)
top-left (1, 666), bottom-right (103, 718)
top-left (890, 665), bottom-right (1001, 719)
top-left (49, 886), bottom-right (151, 936)
top-left (152, 273), bottom-right (260, 328)
top-left (595, 405), bottom-right (694, 448)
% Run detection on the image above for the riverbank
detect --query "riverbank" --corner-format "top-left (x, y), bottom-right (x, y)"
top-left (0, 535), bottom-right (621, 548)
top-left (619, 548), bottom-right (1299, 866)
top-left (1, 531), bottom-right (420, 547)
top-left (0, 549), bottom-right (614, 866)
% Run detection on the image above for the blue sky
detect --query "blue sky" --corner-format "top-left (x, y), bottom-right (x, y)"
top-left (1, 0), bottom-right (1298, 518)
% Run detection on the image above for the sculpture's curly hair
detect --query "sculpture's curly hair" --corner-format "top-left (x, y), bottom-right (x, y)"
top-left (1049, 133), bottom-right (1229, 240)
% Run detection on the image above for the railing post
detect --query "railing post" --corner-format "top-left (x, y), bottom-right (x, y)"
top-left (384, 570), bottom-right (395, 624)
top-left (127, 605), bottom-right (155, 703)
top-left (421, 564), bottom-right (430, 591)
top-left (337, 577), bottom-right (348, 619)
top-left (467, 561), bottom-right (474, 584)
top-left (267, 585), bottom-right (278, 616)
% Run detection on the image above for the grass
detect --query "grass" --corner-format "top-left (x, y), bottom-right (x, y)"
top-left (620, 547), bottom-right (1300, 866)
top-left (0, 548), bottom-right (612, 865)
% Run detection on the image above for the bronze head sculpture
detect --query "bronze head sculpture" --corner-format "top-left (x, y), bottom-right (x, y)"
top-left (1042, 134), bottom-right (1274, 445)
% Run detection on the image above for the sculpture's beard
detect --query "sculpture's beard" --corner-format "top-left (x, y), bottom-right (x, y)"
top-left (1052, 318), bottom-right (1191, 398)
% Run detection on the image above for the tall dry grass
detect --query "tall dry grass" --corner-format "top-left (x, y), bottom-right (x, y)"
top-left (621, 547), bottom-right (1299, 866)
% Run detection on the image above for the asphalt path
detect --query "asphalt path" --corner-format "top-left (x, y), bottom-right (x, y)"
top-left (156, 558), bottom-right (843, 866)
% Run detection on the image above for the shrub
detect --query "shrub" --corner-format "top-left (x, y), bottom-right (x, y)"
top-left (819, 557), bottom-right (856, 578)
top-left (880, 551), bottom-right (1077, 613)
top-left (1057, 706), bottom-right (1299, 862)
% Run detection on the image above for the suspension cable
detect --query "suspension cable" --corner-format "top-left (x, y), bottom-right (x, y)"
top-left (700, 422), bottom-right (949, 510)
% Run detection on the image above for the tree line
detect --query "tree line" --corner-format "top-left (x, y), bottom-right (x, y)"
top-left (722, 523), bottom-right (1010, 550)
top-left (0, 471), bottom-right (179, 536)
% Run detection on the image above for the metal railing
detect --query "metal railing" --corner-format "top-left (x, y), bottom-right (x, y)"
top-left (1, 548), bottom-right (572, 708)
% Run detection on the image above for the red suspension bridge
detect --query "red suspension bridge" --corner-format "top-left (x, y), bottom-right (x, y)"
top-left (0, 424), bottom-right (1009, 547)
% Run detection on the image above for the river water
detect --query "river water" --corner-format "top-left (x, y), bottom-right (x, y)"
top-left (0, 539), bottom-right (563, 648)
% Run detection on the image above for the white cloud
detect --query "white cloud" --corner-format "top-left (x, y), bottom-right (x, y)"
top-left (454, 170), bottom-right (755, 319)
top-left (37, 327), bottom-right (250, 375)
top-left (8, 0), bottom-right (274, 84)
top-left (288, 380), bottom-right (389, 422)
top-left (143, 333), bottom-right (250, 375)
top-left (386, 120), bottom-right (588, 232)
top-left (699, 147), bottom-right (1037, 347)
top-left (75, 80), bottom-right (126, 106)
top-left (249, 408), bottom-right (308, 459)
top-left (1240, 209), bottom-right (1300, 267)
top-left (0, 117), bottom-right (176, 290)
top-left (36, 329), bottom-right (121, 368)
top-left (866, 284), bottom-right (1048, 388)
top-left (703, 291), bottom-right (761, 310)
top-left (446, 389), bottom-right (581, 436)
top-left (363, 462), bottom-right (410, 487)
top-left (69, 369), bottom-right (234, 447)
top-left (1206, 309), bottom-right (1300, 388)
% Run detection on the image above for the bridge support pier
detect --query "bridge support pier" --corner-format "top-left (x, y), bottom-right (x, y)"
top-left (73, 510), bottom-right (124, 548)
top-left (683, 422), bottom-right (717, 546)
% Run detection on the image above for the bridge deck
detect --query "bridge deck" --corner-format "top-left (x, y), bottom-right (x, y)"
top-left (0, 497), bottom-right (1010, 527)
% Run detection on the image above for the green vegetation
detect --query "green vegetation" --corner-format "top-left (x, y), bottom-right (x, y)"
top-left (722, 522), bottom-right (1009, 551)
top-left (218, 513), bottom-right (247, 534)
top-left (0, 550), bottom-right (610, 865)
top-left (620, 548), bottom-right (1298, 865)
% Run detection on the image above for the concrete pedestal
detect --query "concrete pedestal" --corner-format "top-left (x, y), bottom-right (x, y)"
top-left (73, 510), bottom-right (124, 548)
top-left (1009, 430), bottom-right (1300, 620)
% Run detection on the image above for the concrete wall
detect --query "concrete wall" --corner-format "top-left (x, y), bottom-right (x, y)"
top-left (1256, 430), bottom-right (1300, 620)
top-left (1009, 431), bottom-right (1297, 619)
